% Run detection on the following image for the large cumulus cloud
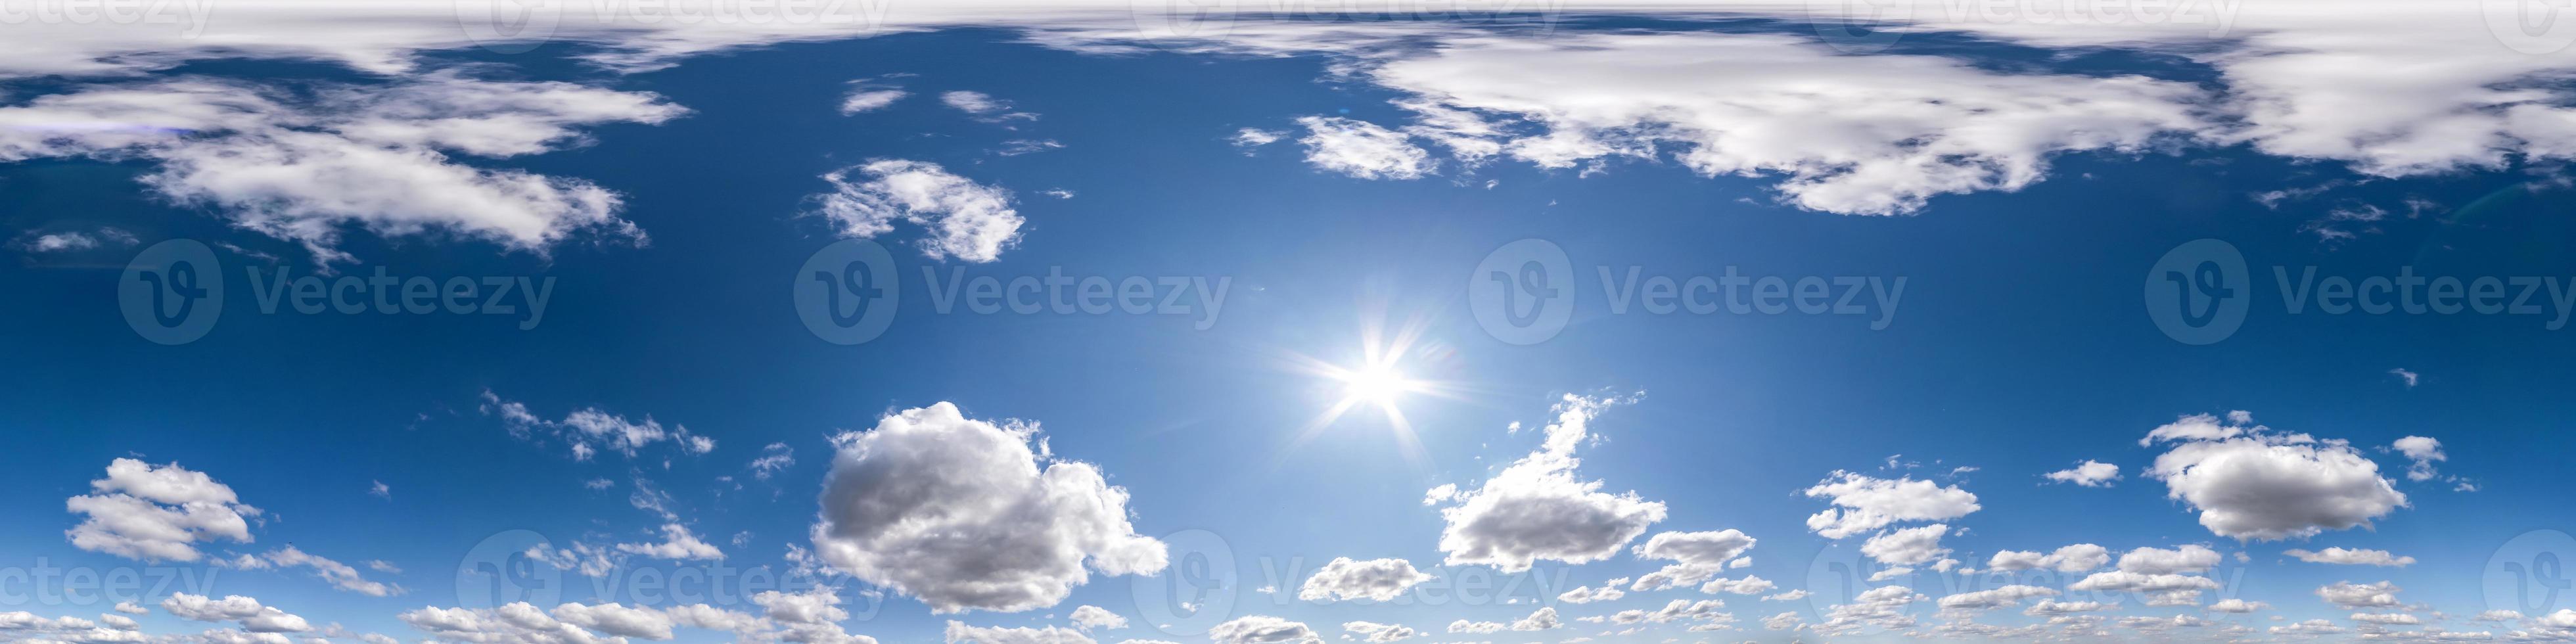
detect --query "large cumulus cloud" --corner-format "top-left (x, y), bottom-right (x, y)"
top-left (1430, 394), bottom-right (1666, 572)
top-left (2141, 413), bottom-right (2407, 540)
top-left (810, 402), bottom-right (1166, 613)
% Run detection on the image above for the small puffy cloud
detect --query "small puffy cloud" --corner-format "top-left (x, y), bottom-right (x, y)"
top-left (2284, 547), bottom-right (2416, 567)
top-left (1509, 607), bottom-right (1561, 631)
top-left (2117, 545), bottom-right (2221, 575)
top-left (2044, 460), bottom-right (2121, 487)
top-left (840, 82), bottom-right (906, 114)
top-left (2391, 436), bottom-right (2445, 482)
top-left (1340, 620), bottom-right (1416, 643)
top-left (1986, 543), bottom-right (2109, 573)
top-left (1433, 394), bottom-right (1665, 572)
top-left (2024, 600), bottom-right (2112, 616)
top-left (940, 91), bottom-right (1036, 121)
top-left (2316, 581), bottom-right (2402, 609)
top-left (1859, 524), bottom-right (1950, 567)
top-left (1068, 605), bottom-right (1126, 631)
top-left (1209, 615), bottom-right (1320, 644)
top-left (1557, 578), bottom-right (1628, 604)
top-left (11, 227), bottom-right (135, 253)
top-left (1630, 529), bottom-right (1756, 591)
top-left (1801, 471), bottom-right (1979, 539)
top-left (2067, 571), bottom-right (2222, 593)
top-left (1298, 557), bottom-right (1435, 602)
top-left (552, 602), bottom-right (675, 639)
top-left (2350, 612), bottom-right (2420, 624)
top-left (2142, 412), bottom-right (2408, 540)
top-left (1231, 127), bottom-right (1283, 150)
top-left (810, 402), bottom-right (1166, 613)
top-left (1293, 116), bottom-right (1431, 180)
top-left (1700, 576), bottom-right (1776, 595)
top-left (1936, 585), bottom-right (2056, 610)
top-left (65, 459), bottom-right (260, 563)
top-left (614, 523), bottom-right (725, 561)
top-left (161, 593), bottom-right (311, 633)
top-left (815, 159), bottom-right (1025, 263)
top-left (2207, 599), bottom-right (2268, 613)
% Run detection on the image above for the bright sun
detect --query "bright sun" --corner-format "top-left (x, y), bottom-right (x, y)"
top-left (1337, 363), bottom-right (1419, 404)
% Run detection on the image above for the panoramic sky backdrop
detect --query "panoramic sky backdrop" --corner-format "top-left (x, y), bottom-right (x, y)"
top-left (3, 1), bottom-right (2575, 643)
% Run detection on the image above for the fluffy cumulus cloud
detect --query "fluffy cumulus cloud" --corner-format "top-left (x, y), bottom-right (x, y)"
top-left (613, 523), bottom-right (725, 561)
top-left (161, 594), bottom-right (311, 633)
top-left (1067, 605), bottom-right (1125, 632)
top-left (2284, 547), bottom-right (2416, 567)
top-left (839, 81), bottom-right (907, 114)
top-left (1339, 620), bottom-right (1417, 643)
top-left (2316, 580), bottom-right (2403, 609)
top-left (0, 72), bottom-right (677, 264)
top-left (1630, 530), bottom-right (1757, 591)
top-left (2392, 436), bottom-right (2446, 482)
top-left (1297, 557), bottom-right (1435, 602)
top-left (1986, 543), bottom-right (2110, 573)
top-left (1937, 585), bottom-right (2058, 610)
top-left (1557, 578), bottom-right (1628, 603)
top-left (944, 621), bottom-right (1096, 644)
top-left (810, 402), bottom-right (1166, 613)
top-left (1208, 616), bottom-right (1320, 644)
top-left (2140, 412), bottom-right (2408, 540)
top-left (2207, 598), bottom-right (2269, 613)
top-left (2044, 460), bottom-right (2122, 487)
top-left (1802, 471), bottom-right (1979, 540)
top-left (1431, 394), bottom-right (1665, 572)
top-left (64, 459), bottom-right (260, 563)
top-left (1859, 524), bottom-right (1950, 567)
top-left (815, 160), bottom-right (1026, 263)
top-left (1293, 116), bottom-right (1432, 180)
top-left (402, 601), bottom-right (795, 644)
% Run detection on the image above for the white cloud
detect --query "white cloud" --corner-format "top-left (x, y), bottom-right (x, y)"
top-left (2316, 581), bottom-right (2402, 609)
top-left (1859, 524), bottom-right (1950, 566)
top-left (399, 603), bottom-right (619, 643)
top-left (2207, 599), bottom-right (2268, 613)
top-left (1557, 578), bottom-right (1628, 604)
top-left (840, 83), bottom-right (907, 114)
top-left (0, 73), bottom-right (677, 264)
top-left (2388, 368), bottom-right (2420, 388)
top-left (161, 594), bottom-right (311, 633)
top-left (1231, 127), bottom-right (1284, 150)
top-left (810, 402), bottom-right (1166, 613)
top-left (1432, 394), bottom-right (1665, 572)
top-left (814, 159), bottom-right (1026, 263)
top-left (1292, 116), bottom-right (1432, 180)
top-left (64, 459), bottom-right (260, 563)
top-left (940, 91), bottom-right (1036, 122)
top-left (480, 391), bottom-right (715, 461)
top-left (552, 602), bottom-right (676, 639)
top-left (2067, 571), bottom-right (2222, 593)
top-left (2044, 461), bottom-right (2121, 487)
top-left (2117, 545), bottom-right (2221, 575)
top-left (1630, 529), bottom-right (1756, 591)
top-left (1985, 543), bottom-right (2109, 573)
top-left (1699, 576), bottom-right (1776, 595)
top-left (1508, 606), bottom-right (1561, 631)
top-left (256, 545), bottom-right (402, 596)
top-left (1297, 557), bottom-right (1435, 602)
top-left (2142, 412), bottom-right (2408, 540)
top-left (1068, 605), bottom-right (1126, 631)
top-left (2284, 547), bottom-right (2416, 567)
top-left (1339, 620), bottom-right (1417, 643)
top-left (614, 523), bottom-right (725, 561)
top-left (944, 621), bottom-right (1097, 644)
top-left (1209, 615), bottom-right (1320, 644)
top-left (1801, 472), bottom-right (1979, 539)
top-left (1937, 585), bottom-right (2057, 610)
top-left (11, 227), bottom-right (135, 254)
top-left (2392, 436), bottom-right (2446, 482)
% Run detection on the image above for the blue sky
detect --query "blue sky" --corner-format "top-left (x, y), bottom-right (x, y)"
top-left (3, 3), bottom-right (2576, 643)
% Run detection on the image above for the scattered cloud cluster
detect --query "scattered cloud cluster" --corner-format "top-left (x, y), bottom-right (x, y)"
top-left (814, 160), bottom-right (1026, 263)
